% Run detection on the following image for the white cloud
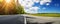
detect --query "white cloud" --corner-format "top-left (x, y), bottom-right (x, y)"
top-left (18, 0), bottom-right (40, 7)
top-left (18, 0), bottom-right (34, 7)
top-left (18, 0), bottom-right (52, 7)
top-left (24, 7), bottom-right (39, 13)
top-left (46, 3), bottom-right (50, 5)
top-left (18, 0), bottom-right (51, 13)
top-left (40, 0), bottom-right (51, 5)
top-left (30, 6), bottom-right (39, 10)
top-left (25, 2), bottom-right (34, 7)
top-left (18, 0), bottom-right (40, 13)
top-left (33, 0), bottom-right (40, 3)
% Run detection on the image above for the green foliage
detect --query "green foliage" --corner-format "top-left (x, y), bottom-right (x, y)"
top-left (17, 5), bottom-right (26, 14)
top-left (29, 13), bottom-right (60, 17)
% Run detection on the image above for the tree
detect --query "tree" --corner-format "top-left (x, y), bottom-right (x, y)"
top-left (17, 4), bottom-right (26, 14)
top-left (0, 0), bottom-right (26, 15)
top-left (16, 0), bottom-right (26, 14)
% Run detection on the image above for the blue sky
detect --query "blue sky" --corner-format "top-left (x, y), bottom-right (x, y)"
top-left (33, 0), bottom-right (60, 13)
top-left (18, 0), bottom-right (60, 13)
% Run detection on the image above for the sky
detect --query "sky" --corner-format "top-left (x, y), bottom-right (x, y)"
top-left (18, 0), bottom-right (60, 13)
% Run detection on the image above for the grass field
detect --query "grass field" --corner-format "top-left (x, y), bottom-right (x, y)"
top-left (28, 13), bottom-right (60, 17)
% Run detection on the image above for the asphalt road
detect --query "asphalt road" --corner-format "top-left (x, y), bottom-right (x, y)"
top-left (22, 14), bottom-right (60, 24)
top-left (0, 14), bottom-right (60, 24)
top-left (0, 15), bottom-right (24, 24)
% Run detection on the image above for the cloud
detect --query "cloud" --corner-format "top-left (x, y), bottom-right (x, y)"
top-left (40, 0), bottom-right (51, 5)
top-left (24, 7), bottom-right (39, 13)
top-left (46, 3), bottom-right (50, 5)
top-left (18, 0), bottom-right (40, 7)
top-left (18, 0), bottom-right (52, 7)
top-left (18, 0), bottom-right (40, 13)
top-left (18, 0), bottom-right (51, 13)
top-left (33, 0), bottom-right (40, 3)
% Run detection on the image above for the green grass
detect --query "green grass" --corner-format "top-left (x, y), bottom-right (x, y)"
top-left (28, 13), bottom-right (60, 17)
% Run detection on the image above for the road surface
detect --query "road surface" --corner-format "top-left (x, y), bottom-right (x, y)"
top-left (0, 15), bottom-right (24, 24)
top-left (22, 14), bottom-right (60, 24)
top-left (0, 14), bottom-right (60, 24)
